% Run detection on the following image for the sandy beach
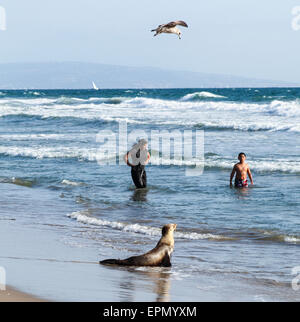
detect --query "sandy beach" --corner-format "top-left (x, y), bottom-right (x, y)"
top-left (0, 286), bottom-right (46, 302)
top-left (0, 180), bottom-right (299, 302)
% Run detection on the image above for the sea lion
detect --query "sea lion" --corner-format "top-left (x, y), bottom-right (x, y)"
top-left (100, 224), bottom-right (177, 267)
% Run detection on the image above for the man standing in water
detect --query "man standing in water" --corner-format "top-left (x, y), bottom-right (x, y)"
top-left (124, 139), bottom-right (150, 189)
top-left (230, 152), bottom-right (254, 188)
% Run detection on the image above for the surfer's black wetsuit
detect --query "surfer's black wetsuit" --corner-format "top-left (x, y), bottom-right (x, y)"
top-left (130, 149), bottom-right (147, 189)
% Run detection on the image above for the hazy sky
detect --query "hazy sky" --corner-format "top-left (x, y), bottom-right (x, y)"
top-left (1, 0), bottom-right (300, 82)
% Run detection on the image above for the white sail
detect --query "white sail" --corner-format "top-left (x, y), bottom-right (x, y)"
top-left (92, 81), bottom-right (99, 90)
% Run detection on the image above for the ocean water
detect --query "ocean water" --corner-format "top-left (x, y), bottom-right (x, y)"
top-left (0, 88), bottom-right (300, 301)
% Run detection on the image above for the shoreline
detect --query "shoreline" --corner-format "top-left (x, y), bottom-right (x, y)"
top-left (0, 286), bottom-right (47, 302)
top-left (0, 182), bottom-right (299, 302)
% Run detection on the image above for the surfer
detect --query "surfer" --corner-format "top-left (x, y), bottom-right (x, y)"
top-left (230, 152), bottom-right (254, 188)
top-left (124, 139), bottom-right (150, 189)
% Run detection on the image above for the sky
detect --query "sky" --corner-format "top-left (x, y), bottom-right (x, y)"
top-left (0, 0), bottom-right (300, 83)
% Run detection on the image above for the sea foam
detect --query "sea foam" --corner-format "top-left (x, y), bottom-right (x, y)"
top-left (67, 211), bottom-right (300, 244)
top-left (1, 145), bottom-right (299, 174)
top-left (67, 211), bottom-right (230, 241)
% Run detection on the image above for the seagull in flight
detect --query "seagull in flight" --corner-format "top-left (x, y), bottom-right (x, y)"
top-left (151, 20), bottom-right (188, 39)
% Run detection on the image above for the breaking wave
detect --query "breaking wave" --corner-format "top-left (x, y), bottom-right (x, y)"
top-left (67, 211), bottom-right (300, 244)
top-left (181, 91), bottom-right (226, 101)
top-left (1, 96), bottom-right (300, 133)
top-left (67, 211), bottom-right (231, 241)
top-left (0, 145), bottom-right (299, 174)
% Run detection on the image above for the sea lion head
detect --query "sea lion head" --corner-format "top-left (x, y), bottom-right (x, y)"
top-left (162, 223), bottom-right (177, 236)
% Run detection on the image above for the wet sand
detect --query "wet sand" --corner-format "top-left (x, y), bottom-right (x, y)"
top-left (0, 183), bottom-right (299, 302)
top-left (0, 286), bottom-right (46, 302)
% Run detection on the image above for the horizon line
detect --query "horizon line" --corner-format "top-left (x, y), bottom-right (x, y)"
top-left (0, 61), bottom-right (298, 86)
top-left (1, 86), bottom-right (300, 91)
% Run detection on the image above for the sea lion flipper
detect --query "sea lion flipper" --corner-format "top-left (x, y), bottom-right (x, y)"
top-left (100, 256), bottom-right (136, 266)
top-left (100, 259), bottom-right (123, 265)
top-left (160, 252), bottom-right (172, 267)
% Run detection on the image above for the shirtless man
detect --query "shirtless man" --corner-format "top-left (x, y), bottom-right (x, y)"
top-left (230, 152), bottom-right (254, 188)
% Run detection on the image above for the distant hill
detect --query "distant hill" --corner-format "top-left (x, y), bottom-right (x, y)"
top-left (0, 62), bottom-right (298, 89)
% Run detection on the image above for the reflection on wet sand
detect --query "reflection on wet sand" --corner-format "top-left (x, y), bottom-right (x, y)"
top-left (104, 266), bottom-right (171, 302)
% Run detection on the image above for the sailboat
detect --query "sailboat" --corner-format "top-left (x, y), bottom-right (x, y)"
top-left (92, 81), bottom-right (99, 90)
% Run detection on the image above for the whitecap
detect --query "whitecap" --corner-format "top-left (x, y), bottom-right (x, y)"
top-left (181, 91), bottom-right (226, 101)
top-left (61, 179), bottom-right (84, 186)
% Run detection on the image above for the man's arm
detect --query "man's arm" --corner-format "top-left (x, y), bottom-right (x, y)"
top-left (124, 152), bottom-right (133, 167)
top-left (247, 167), bottom-right (254, 185)
top-left (230, 165), bottom-right (236, 186)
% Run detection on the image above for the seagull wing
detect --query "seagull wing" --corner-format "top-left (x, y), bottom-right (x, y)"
top-left (164, 21), bottom-right (188, 28)
top-left (156, 24), bottom-right (165, 31)
top-left (151, 23), bottom-right (164, 32)
top-left (174, 20), bottom-right (188, 27)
